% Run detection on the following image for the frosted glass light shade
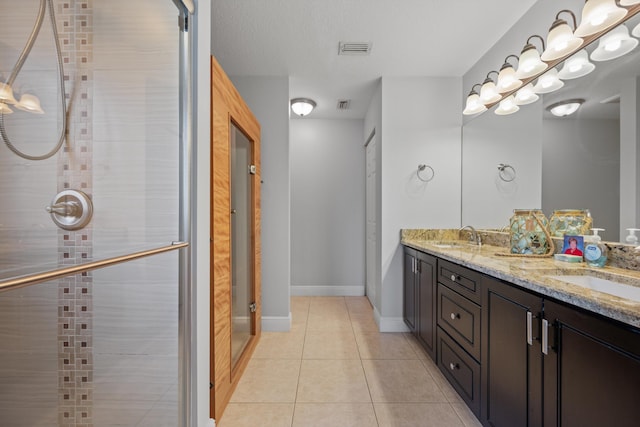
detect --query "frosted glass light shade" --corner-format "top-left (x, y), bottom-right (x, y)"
top-left (15, 94), bottom-right (44, 114)
top-left (619, 0), bottom-right (640, 5)
top-left (633, 22), bottom-right (640, 38)
top-left (574, 0), bottom-right (627, 37)
top-left (542, 20), bottom-right (583, 61)
top-left (479, 79), bottom-right (501, 104)
top-left (497, 65), bottom-right (523, 93)
top-left (514, 83), bottom-right (540, 105)
top-left (0, 102), bottom-right (14, 114)
top-left (515, 46), bottom-right (548, 79)
top-left (547, 99), bottom-right (584, 117)
top-left (533, 68), bottom-right (564, 94)
top-left (290, 98), bottom-right (316, 116)
top-left (495, 95), bottom-right (520, 115)
top-left (558, 50), bottom-right (596, 79)
top-left (463, 92), bottom-right (487, 115)
top-left (591, 24), bottom-right (638, 61)
top-left (0, 83), bottom-right (18, 105)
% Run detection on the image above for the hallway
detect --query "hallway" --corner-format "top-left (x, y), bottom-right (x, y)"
top-left (218, 297), bottom-right (482, 427)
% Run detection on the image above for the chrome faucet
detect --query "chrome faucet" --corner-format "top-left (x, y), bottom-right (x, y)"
top-left (459, 225), bottom-right (482, 246)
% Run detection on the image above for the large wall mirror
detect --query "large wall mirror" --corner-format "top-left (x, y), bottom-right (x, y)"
top-left (462, 2), bottom-right (640, 243)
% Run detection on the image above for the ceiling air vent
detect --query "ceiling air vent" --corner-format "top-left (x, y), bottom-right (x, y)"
top-left (338, 42), bottom-right (372, 55)
top-left (337, 99), bottom-right (351, 110)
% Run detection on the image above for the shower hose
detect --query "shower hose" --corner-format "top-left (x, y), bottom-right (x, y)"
top-left (0, 0), bottom-right (67, 161)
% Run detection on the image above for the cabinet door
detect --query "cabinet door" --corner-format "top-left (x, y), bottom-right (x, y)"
top-left (403, 248), bottom-right (417, 333)
top-left (481, 277), bottom-right (543, 427)
top-left (543, 300), bottom-right (640, 427)
top-left (417, 252), bottom-right (437, 360)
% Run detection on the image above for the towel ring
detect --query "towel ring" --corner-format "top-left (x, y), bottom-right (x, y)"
top-left (417, 164), bottom-right (435, 182)
top-left (498, 163), bottom-right (516, 182)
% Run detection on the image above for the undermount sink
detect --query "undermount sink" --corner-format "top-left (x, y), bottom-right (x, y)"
top-left (547, 275), bottom-right (640, 302)
top-left (430, 241), bottom-right (477, 249)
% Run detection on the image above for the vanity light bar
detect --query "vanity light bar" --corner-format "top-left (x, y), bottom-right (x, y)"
top-left (463, 3), bottom-right (640, 116)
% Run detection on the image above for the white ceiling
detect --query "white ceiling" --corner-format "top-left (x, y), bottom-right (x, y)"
top-left (211, 0), bottom-right (539, 119)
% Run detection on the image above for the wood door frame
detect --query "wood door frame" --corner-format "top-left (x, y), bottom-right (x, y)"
top-left (210, 55), bottom-right (261, 421)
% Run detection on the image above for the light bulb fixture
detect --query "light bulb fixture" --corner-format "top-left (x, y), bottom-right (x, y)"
top-left (463, 84), bottom-right (488, 115)
top-left (591, 24), bottom-right (638, 61)
top-left (0, 102), bottom-right (14, 114)
top-left (495, 95), bottom-right (520, 115)
top-left (619, 0), bottom-right (640, 6)
top-left (496, 55), bottom-right (523, 93)
top-left (574, 0), bottom-right (628, 38)
top-left (515, 35), bottom-right (548, 79)
top-left (546, 98), bottom-right (585, 117)
top-left (290, 98), bottom-right (317, 117)
top-left (479, 71), bottom-right (501, 104)
top-left (558, 49), bottom-right (596, 79)
top-left (14, 93), bottom-right (44, 114)
top-left (633, 21), bottom-right (640, 38)
top-left (514, 83), bottom-right (540, 106)
top-left (533, 68), bottom-right (565, 94)
top-left (0, 83), bottom-right (18, 105)
top-left (541, 10), bottom-right (583, 61)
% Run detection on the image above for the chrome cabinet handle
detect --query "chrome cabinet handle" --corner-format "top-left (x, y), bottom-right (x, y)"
top-left (542, 319), bottom-right (549, 355)
top-left (450, 312), bottom-right (460, 320)
top-left (527, 311), bottom-right (533, 346)
top-left (450, 274), bottom-right (456, 282)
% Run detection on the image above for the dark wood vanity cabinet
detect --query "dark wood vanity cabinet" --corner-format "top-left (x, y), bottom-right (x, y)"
top-left (543, 300), bottom-right (640, 427)
top-left (481, 276), bottom-right (543, 427)
top-left (403, 247), bottom-right (437, 360)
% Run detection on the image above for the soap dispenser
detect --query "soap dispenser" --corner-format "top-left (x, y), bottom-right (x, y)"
top-left (584, 228), bottom-right (607, 268)
top-left (625, 228), bottom-right (639, 245)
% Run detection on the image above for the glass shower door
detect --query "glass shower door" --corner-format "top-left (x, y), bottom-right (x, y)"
top-left (230, 122), bottom-right (254, 368)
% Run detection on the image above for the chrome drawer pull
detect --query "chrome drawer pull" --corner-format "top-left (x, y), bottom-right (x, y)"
top-left (542, 319), bottom-right (549, 355)
top-left (527, 311), bottom-right (533, 346)
top-left (450, 274), bottom-right (457, 282)
top-left (450, 312), bottom-right (460, 320)
top-left (449, 362), bottom-right (459, 371)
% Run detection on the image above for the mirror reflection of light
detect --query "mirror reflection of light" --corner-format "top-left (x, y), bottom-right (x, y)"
top-left (604, 39), bottom-right (622, 52)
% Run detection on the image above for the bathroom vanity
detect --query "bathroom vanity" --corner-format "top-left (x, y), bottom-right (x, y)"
top-left (402, 229), bottom-right (640, 427)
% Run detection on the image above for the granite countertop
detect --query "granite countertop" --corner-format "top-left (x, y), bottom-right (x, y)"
top-left (401, 229), bottom-right (640, 328)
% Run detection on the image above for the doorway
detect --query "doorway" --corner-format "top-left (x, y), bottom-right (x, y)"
top-left (210, 55), bottom-right (261, 420)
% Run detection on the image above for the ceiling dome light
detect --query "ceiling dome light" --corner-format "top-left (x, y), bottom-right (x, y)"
top-left (514, 83), bottom-right (540, 106)
top-left (515, 35), bottom-right (548, 79)
top-left (496, 55), bottom-right (523, 93)
top-left (479, 71), bottom-right (501, 104)
top-left (290, 98), bottom-right (317, 117)
top-left (0, 83), bottom-right (18, 105)
top-left (495, 95), bottom-right (520, 115)
top-left (542, 10), bottom-right (583, 62)
top-left (533, 68), bottom-right (565, 94)
top-left (463, 84), bottom-right (487, 115)
top-left (574, 0), bottom-right (627, 38)
top-left (14, 93), bottom-right (44, 114)
top-left (558, 49), bottom-right (596, 79)
top-left (547, 99), bottom-right (585, 117)
top-left (591, 24), bottom-right (638, 61)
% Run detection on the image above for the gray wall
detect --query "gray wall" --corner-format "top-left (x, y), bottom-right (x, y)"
top-left (231, 76), bottom-right (292, 331)
top-left (290, 118), bottom-right (366, 295)
top-left (542, 118), bottom-right (620, 241)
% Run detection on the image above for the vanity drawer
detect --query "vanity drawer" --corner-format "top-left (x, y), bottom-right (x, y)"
top-left (437, 327), bottom-right (480, 417)
top-left (438, 259), bottom-right (482, 304)
top-left (437, 283), bottom-right (481, 361)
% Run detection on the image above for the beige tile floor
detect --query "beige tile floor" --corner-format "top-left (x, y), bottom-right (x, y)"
top-left (218, 296), bottom-right (483, 427)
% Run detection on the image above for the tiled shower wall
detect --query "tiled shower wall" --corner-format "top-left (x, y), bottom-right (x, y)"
top-left (1, 1), bottom-right (181, 426)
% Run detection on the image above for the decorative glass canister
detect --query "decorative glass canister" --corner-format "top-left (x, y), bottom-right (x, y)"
top-left (548, 209), bottom-right (592, 237)
top-left (509, 209), bottom-right (551, 255)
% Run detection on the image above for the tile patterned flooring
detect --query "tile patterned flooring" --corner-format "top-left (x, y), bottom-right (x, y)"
top-left (218, 296), bottom-right (483, 427)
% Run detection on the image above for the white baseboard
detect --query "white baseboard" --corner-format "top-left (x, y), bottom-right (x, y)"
top-left (290, 285), bottom-right (365, 297)
top-left (261, 313), bottom-right (292, 332)
top-left (373, 306), bottom-right (410, 333)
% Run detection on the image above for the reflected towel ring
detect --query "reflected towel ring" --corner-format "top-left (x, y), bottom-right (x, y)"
top-left (498, 163), bottom-right (516, 182)
top-left (417, 164), bottom-right (435, 182)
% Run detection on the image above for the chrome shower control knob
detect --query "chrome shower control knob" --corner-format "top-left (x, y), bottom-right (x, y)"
top-left (45, 189), bottom-right (93, 230)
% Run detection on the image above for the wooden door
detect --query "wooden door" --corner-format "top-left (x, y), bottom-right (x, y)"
top-left (403, 248), bottom-right (417, 333)
top-left (417, 252), bottom-right (436, 361)
top-left (210, 55), bottom-right (261, 420)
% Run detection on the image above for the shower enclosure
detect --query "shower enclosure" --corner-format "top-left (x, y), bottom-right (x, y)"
top-left (0, 0), bottom-right (195, 426)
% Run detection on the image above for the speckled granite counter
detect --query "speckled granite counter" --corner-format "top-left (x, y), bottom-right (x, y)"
top-left (401, 229), bottom-right (640, 328)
